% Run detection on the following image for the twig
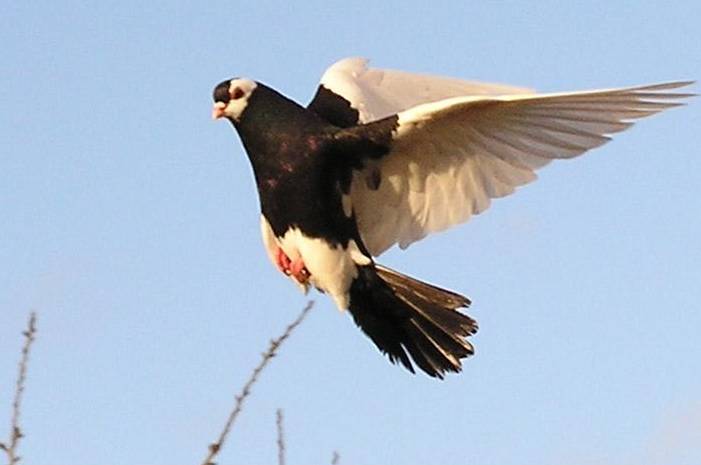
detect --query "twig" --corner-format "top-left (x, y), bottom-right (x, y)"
top-left (1, 312), bottom-right (37, 465)
top-left (200, 301), bottom-right (314, 465)
top-left (276, 409), bottom-right (285, 465)
top-left (331, 450), bottom-right (340, 465)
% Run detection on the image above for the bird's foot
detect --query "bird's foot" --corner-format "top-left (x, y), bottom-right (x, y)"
top-left (276, 247), bottom-right (292, 272)
top-left (289, 258), bottom-right (310, 283)
top-left (276, 248), bottom-right (310, 283)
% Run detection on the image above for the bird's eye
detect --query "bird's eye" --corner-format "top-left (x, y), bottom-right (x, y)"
top-left (232, 87), bottom-right (245, 100)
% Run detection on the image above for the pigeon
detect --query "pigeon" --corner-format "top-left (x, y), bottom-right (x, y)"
top-left (212, 57), bottom-right (692, 378)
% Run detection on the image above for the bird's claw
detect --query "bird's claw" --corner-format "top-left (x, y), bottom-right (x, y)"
top-left (276, 247), bottom-right (292, 271)
top-left (276, 248), bottom-right (310, 284)
top-left (289, 259), bottom-right (310, 283)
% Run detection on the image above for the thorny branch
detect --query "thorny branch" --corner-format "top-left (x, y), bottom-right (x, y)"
top-left (200, 301), bottom-right (314, 465)
top-left (276, 409), bottom-right (285, 465)
top-left (1, 313), bottom-right (37, 465)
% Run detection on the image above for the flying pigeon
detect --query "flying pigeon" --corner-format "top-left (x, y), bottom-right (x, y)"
top-left (212, 57), bottom-right (692, 378)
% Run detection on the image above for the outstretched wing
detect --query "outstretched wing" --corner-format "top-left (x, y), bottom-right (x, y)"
top-left (308, 57), bottom-right (533, 127)
top-left (344, 82), bottom-right (694, 256)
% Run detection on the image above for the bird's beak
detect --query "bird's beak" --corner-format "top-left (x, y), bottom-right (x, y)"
top-left (212, 102), bottom-right (227, 120)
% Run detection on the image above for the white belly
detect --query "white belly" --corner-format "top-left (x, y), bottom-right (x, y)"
top-left (280, 227), bottom-right (371, 310)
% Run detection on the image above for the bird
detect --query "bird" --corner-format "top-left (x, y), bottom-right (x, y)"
top-left (212, 57), bottom-right (693, 379)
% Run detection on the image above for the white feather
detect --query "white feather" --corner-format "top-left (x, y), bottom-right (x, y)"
top-left (279, 227), bottom-right (370, 310)
top-left (319, 57), bottom-right (534, 123)
top-left (349, 81), bottom-right (693, 255)
top-left (221, 79), bottom-right (257, 121)
top-left (260, 215), bottom-right (309, 293)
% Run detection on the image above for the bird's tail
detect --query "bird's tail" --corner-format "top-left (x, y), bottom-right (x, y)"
top-left (347, 264), bottom-right (478, 378)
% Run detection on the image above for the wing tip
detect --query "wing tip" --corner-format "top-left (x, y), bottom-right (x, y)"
top-left (324, 56), bottom-right (370, 76)
top-left (632, 80), bottom-right (696, 92)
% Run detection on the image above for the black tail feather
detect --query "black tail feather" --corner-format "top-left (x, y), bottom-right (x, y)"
top-left (348, 264), bottom-right (478, 379)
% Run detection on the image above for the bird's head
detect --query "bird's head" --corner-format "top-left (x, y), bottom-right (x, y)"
top-left (211, 78), bottom-right (258, 122)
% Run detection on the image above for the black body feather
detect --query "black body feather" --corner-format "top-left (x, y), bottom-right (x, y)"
top-left (349, 265), bottom-right (477, 378)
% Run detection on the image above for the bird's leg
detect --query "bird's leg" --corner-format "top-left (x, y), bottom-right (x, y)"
top-left (275, 247), bottom-right (310, 283)
top-left (289, 257), bottom-right (310, 283)
top-left (276, 247), bottom-right (293, 274)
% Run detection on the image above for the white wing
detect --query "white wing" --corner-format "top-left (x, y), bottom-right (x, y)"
top-left (351, 82), bottom-right (694, 256)
top-left (318, 57), bottom-right (534, 123)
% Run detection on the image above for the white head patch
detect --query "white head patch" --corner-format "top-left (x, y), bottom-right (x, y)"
top-left (218, 78), bottom-right (257, 121)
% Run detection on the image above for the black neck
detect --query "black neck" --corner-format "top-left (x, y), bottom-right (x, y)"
top-left (233, 84), bottom-right (328, 165)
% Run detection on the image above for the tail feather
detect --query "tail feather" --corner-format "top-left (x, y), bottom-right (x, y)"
top-left (348, 264), bottom-right (478, 379)
top-left (392, 283), bottom-right (476, 343)
top-left (376, 264), bottom-right (470, 309)
top-left (403, 321), bottom-right (457, 376)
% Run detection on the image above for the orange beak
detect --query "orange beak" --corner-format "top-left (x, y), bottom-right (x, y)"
top-left (212, 102), bottom-right (226, 120)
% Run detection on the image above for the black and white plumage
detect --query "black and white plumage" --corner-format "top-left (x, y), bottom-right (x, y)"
top-left (212, 57), bottom-right (692, 378)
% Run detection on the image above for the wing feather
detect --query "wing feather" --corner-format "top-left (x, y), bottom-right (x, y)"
top-left (351, 81), bottom-right (693, 255)
top-left (311, 57), bottom-right (534, 124)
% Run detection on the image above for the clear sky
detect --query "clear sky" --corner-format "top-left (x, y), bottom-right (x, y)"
top-left (1, 2), bottom-right (699, 464)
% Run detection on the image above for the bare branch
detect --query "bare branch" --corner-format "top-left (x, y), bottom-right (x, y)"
top-left (200, 301), bottom-right (314, 465)
top-left (1, 312), bottom-right (37, 465)
top-left (276, 409), bottom-right (285, 465)
top-left (331, 450), bottom-right (340, 465)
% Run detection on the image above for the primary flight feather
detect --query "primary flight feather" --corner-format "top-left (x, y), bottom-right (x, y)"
top-left (212, 57), bottom-right (692, 378)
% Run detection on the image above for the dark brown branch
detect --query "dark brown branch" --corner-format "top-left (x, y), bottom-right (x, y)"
top-left (276, 409), bottom-right (285, 465)
top-left (200, 301), bottom-right (314, 465)
top-left (1, 312), bottom-right (37, 465)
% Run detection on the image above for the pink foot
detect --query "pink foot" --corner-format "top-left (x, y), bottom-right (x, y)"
top-left (275, 247), bottom-right (310, 283)
top-left (289, 257), bottom-right (310, 283)
top-left (276, 247), bottom-right (292, 273)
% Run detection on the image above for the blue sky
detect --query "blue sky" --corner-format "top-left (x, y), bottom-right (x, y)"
top-left (1, 2), bottom-right (699, 464)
